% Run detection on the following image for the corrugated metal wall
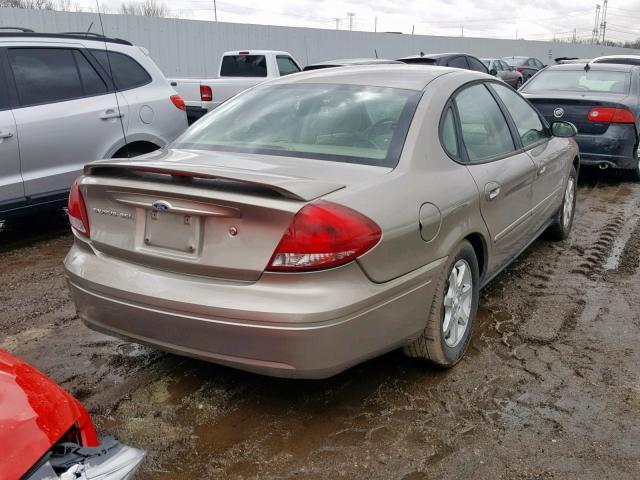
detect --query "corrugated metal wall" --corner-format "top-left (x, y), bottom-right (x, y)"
top-left (2, 8), bottom-right (639, 77)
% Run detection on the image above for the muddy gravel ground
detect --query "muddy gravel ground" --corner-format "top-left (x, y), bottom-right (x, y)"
top-left (2, 170), bottom-right (639, 480)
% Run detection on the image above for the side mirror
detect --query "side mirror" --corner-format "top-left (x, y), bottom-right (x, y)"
top-left (509, 66), bottom-right (515, 71)
top-left (551, 121), bottom-right (577, 138)
top-left (489, 68), bottom-right (498, 76)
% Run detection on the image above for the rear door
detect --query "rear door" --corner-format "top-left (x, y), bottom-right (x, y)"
top-left (7, 46), bottom-right (126, 197)
top-left (453, 82), bottom-right (537, 269)
top-left (490, 83), bottom-right (562, 229)
top-left (0, 50), bottom-right (23, 205)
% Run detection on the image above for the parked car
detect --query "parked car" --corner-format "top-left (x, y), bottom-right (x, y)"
top-left (397, 52), bottom-right (489, 73)
top-left (520, 62), bottom-right (640, 179)
top-left (0, 30), bottom-right (188, 220)
top-left (0, 349), bottom-right (144, 479)
top-left (592, 55), bottom-right (640, 66)
top-left (502, 56), bottom-right (546, 82)
top-left (64, 65), bottom-right (578, 379)
top-left (481, 58), bottom-right (523, 88)
top-left (169, 50), bottom-right (302, 123)
top-left (303, 58), bottom-right (403, 71)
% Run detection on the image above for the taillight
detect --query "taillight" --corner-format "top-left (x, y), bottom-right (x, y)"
top-left (68, 177), bottom-right (90, 238)
top-left (516, 67), bottom-right (524, 73)
top-left (587, 107), bottom-right (635, 124)
top-left (170, 94), bottom-right (186, 111)
top-left (267, 201), bottom-right (381, 272)
top-left (200, 85), bottom-right (213, 102)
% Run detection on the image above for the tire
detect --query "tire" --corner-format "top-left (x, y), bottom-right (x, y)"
top-left (403, 240), bottom-right (480, 367)
top-left (515, 79), bottom-right (522, 89)
top-left (547, 166), bottom-right (577, 240)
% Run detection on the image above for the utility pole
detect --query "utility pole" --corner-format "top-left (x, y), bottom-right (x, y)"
top-left (374, 17), bottom-right (377, 33)
top-left (213, 0), bottom-right (217, 21)
top-left (600, 0), bottom-right (608, 44)
top-left (572, 28), bottom-right (577, 43)
top-left (412, 24), bottom-right (415, 35)
top-left (515, 29), bottom-right (518, 40)
top-left (461, 25), bottom-right (464, 37)
top-left (332, 17), bottom-right (341, 30)
top-left (347, 12), bottom-right (355, 31)
top-left (592, 4), bottom-right (600, 44)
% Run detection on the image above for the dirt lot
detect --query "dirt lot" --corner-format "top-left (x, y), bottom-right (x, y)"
top-left (2, 170), bottom-right (639, 480)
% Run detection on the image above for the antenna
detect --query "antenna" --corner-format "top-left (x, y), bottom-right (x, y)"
top-left (374, 49), bottom-right (378, 59)
top-left (87, 21), bottom-right (94, 33)
top-left (95, 0), bottom-right (130, 158)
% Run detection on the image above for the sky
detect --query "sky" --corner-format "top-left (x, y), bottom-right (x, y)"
top-left (77, 0), bottom-right (640, 43)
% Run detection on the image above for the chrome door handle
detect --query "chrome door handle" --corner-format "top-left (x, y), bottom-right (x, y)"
top-left (0, 130), bottom-right (13, 139)
top-left (100, 110), bottom-right (124, 120)
top-left (485, 183), bottom-right (501, 201)
top-left (538, 164), bottom-right (547, 175)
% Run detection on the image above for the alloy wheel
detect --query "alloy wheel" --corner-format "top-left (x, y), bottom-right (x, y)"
top-left (563, 176), bottom-right (575, 229)
top-left (442, 259), bottom-right (473, 348)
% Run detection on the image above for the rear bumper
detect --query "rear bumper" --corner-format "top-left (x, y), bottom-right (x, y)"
top-left (575, 125), bottom-right (638, 169)
top-left (185, 105), bottom-right (208, 125)
top-left (64, 241), bottom-right (441, 378)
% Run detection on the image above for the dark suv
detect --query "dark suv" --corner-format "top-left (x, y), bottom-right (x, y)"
top-left (397, 53), bottom-right (488, 73)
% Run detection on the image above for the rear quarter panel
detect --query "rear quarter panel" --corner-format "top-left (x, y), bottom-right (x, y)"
top-left (329, 71), bottom-right (490, 283)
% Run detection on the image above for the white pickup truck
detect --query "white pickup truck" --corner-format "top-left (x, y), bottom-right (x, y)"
top-left (169, 50), bottom-right (302, 123)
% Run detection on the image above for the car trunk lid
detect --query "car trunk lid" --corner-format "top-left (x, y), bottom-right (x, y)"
top-left (80, 150), bottom-right (388, 282)
top-left (526, 92), bottom-right (632, 135)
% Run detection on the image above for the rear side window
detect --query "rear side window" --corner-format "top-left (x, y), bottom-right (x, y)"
top-left (90, 50), bottom-right (152, 90)
top-left (448, 56), bottom-right (469, 69)
top-left (220, 55), bottom-right (267, 77)
top-left (0, 61), bottom-right (9, 110)
top-left (491, 83), bottom-right (548, 148)
top-left (467, 57), bottom-right (488, 73)
top-left (8, 48), bottom-right (106, 107)
top-left (440, 107), bottom-right (459, 159)
top-left (455, 84), bottom-right (515, 162)
top-left (276, 56), bottom-right (301, 76)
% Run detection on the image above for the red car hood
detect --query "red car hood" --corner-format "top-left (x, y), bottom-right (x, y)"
top-left (0, 349), bottom-right (98, 479)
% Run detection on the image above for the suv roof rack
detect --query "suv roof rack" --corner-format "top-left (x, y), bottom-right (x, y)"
top-left (0, 30), bottom-right (133, 46)
top-left (0, 27), bottom-right (35, 32)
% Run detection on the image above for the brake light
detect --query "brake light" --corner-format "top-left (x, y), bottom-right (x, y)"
top-left (68, 177), bottom-right (90, 238)
top-left (170, 94), bottom-right (186, 111)
top-left (200, 85), bottom-right (213, 102)
top-left (239, 51), bottom-right (250, 55)
top-left (267, 201), bottom-right (381, 272)
top-left (587, 107), bottom-right (635, 124)
top-left (516, 67), bottom-right (524, 73)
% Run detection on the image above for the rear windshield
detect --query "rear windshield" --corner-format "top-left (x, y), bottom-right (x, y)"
top-left (173, 83), bottom-right (421, 167)
top-left (399, 57), bottom-right (437, 65)
top-left (594, 57), bottom-right (640, 66)
top-left (523, 69), bottom-right (630, 94)
top-left (220, 55), bottom-right (267, 77)
top-left (504, 58), bottom-right (526, 66)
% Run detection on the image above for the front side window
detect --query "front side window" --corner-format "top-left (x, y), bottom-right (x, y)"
top-left (173, 83), bottom-right (421, 167)
top-left (523, 69), bottom-right (630, 94)
top-left (9, 48), bottom-right (88, 106)
top-left (454, 84), bottom-right (515, 162)
top-left (89, 50), bottom-right (152, 91)
top-left (276, 56), bottom-right (301, 76)
top-left (220, 55), bottom-right (267, 77)
top-left (491, 83), bottom-right (548, 148)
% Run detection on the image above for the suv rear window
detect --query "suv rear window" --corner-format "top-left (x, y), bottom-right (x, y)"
top-left (89, 50), bottom-right (152, 90)
top-left (220, 55), bottom-right (267, 77)
top-left (173, 83), bottom-right (421, 167)
top-left (524, 69), bottom-right (630, 94)
top-left (8, 48), bottom-right (108, 107)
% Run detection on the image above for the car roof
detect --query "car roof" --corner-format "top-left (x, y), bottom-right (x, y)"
top-left (307, 58), bottom-right (402, 67)
top-left (398, 52), bottom-right (464, 60)
top-left (503, 56), bottom-right (530, 59)
top-left (543, 62), bottom-right (638, 72)
top-left (593, 54), bottom-right (640, 60)
top-left (222, 50), bottom-right (291, 56)
top-left (267, 64), bottom-right (477, 91)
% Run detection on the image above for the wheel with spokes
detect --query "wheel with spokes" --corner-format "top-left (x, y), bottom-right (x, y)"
top-left (403, 240), bottom-right (480, 366)
top-left (547, 166), bottom-right (577, 240)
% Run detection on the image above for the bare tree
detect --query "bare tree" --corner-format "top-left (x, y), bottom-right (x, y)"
top-left (0, 0), bottom-right (54, 9)
top-left (120, 0), bottom-right (168, 17)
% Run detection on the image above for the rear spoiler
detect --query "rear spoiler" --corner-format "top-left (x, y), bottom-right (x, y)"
top-left (84, 160), bottom-right (345, 202)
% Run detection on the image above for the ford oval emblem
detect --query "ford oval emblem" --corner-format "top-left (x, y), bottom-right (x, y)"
top-left (151, 200), bottom-right (171, 212)
top-left (553, 108), bottom-right (565, 118)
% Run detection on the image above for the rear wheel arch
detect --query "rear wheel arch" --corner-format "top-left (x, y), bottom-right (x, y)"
top-left (112, 141), bottom-right (160, 158)
top-left (464, 232), bottom-right (487, 280)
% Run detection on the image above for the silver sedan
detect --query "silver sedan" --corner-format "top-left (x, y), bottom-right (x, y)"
top-left (64, 65), bottom-right (579, 378)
